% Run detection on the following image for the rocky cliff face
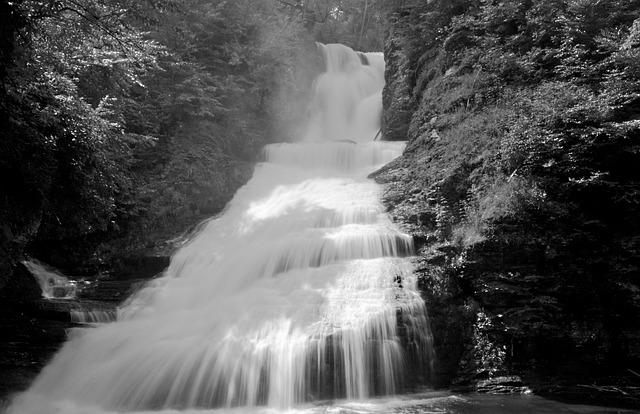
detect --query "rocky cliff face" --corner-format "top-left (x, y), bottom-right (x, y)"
top-left (376, 0), bottom-right (640, 406)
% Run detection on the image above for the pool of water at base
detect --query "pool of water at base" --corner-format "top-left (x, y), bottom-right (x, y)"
top-left (16, 392), bottom-right (634, 414)
top-left (215, 392), bottom-right (635, 414)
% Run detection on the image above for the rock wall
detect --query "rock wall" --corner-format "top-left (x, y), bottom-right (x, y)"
top-left (376, 0), bottom-right (640, 407)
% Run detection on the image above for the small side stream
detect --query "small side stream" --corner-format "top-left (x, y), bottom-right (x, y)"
top-left (0, 258), bottom-right (166, 405)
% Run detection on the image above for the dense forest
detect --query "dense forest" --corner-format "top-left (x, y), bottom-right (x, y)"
top-left (0, 0), bottom-right (385, 281)
top-left (376, 0), bottom-right (640, 405)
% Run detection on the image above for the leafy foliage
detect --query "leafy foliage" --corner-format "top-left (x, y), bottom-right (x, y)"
top-left (2, 0), bottom-right (161, 270)
top-left (273, 0), bottom-right (386, 51)
top-left (1, 0), bottom-right (386, 273)
top-left (1, 0), bottom-right (330, 272)
top-left (380, 0), bottom-right (640, 385)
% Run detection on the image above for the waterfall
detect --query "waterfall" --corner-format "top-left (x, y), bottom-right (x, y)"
top-left (70, 309), bottom-right (118, 325)
top-left (23, 259), bottom-right (77, 300)
top-left (8, 43), bottom-right (433, 414)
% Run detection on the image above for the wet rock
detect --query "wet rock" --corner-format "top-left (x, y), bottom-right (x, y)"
top-left (0, 294), bottom-right (72, 401)
top-left (112, 255), bottom-right (169, 280)
top-left (0, 262), bottom-right (41, 303)
top-left (476, 376), bottom-right (531, 394)
top-left (78, 278), bottom-right (146, 303)
top-left (0, 256), bottom-right (158, 401)
top-left (382, 25), bottom-right (413, 142)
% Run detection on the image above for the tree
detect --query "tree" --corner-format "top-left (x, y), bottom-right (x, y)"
top-left (1, 0), bottom-right (318, 272)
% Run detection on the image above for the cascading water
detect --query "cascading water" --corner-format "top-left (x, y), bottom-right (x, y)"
top-left (23, 259), bottom-right (77, 300)
top-left (21, 259), bottom-right (119, 325)
top-left (8, 43), bottom-right (433, 414)
top-left (70, 308), bottom-right (118, 325)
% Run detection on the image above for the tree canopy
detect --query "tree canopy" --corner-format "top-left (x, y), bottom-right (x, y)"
top-left (1, 0), bottom-right (383, 274)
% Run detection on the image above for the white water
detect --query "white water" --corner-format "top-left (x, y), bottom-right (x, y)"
top-left (23, 259), bottom-right (77, 300)
top-left (22, 259), bottom-right (116, 324)
top-left (70, 309), bottom-right (117, 325)
top-left (8, 43), bottom-right (433, 414)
